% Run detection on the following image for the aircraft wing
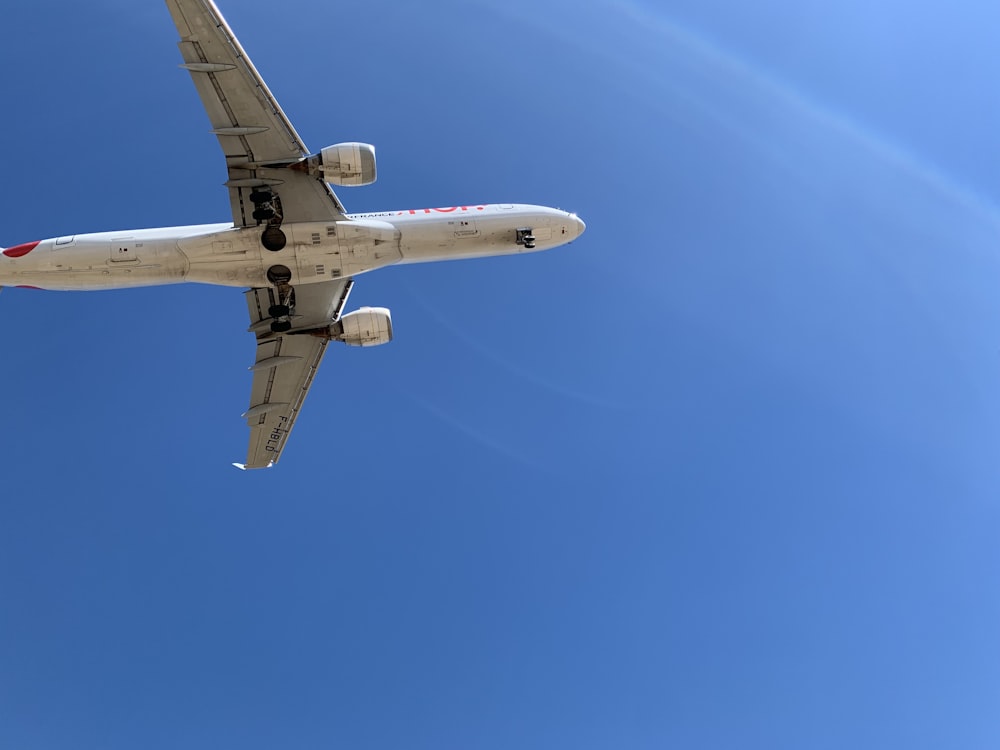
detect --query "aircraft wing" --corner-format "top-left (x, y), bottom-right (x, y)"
top-left (239, 279), bottom-right (354, 469)
top-left (165, 0), bottom-right (347, 225)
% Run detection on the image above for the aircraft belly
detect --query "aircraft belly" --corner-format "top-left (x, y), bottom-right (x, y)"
top-left (0, 237), bottom-right (191, 291)
top-left (180, 227), bottom-right (268, 287)
top-left (177, 222), bottom-right (405, 287)
top-left (289, 221), bottom-right (402, 281)
top-left (398, 222), bottom-right (515, 264)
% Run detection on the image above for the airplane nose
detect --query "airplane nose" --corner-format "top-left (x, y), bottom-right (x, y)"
top-left (570, 213), bottom-right (586, 238)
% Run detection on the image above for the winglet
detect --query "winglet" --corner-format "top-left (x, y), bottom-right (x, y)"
top-left (232, 461), bottom-right (275, 471)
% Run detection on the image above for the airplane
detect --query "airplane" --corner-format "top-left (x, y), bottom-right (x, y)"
top-left (0, 0), bottom-right (585, 470)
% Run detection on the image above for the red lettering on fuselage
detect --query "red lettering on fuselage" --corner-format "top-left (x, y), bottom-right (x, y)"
top-left (398, 206), bottom-right (487, 215)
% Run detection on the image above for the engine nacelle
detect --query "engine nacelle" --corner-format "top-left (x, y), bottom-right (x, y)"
top-left (338, 307), bottom-right (392, 347)
top-left (302, 142), bottom-right (376, 186)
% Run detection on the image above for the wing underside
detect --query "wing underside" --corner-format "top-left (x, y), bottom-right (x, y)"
top-left (240, 280), bottom-right (353, 469)
top-left (165, 0), bottom-right (347, 226)
top-left (242, 332), bottom-right (328, 470)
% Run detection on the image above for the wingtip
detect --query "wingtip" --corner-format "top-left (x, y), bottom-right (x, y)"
top-left (232, 461), bottom-right (275, 471)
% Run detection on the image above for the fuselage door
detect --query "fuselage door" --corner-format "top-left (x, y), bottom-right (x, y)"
top-left (451, 215), bottom-right (479, 239)
top-left (110, 238), bottom-right (139, 263)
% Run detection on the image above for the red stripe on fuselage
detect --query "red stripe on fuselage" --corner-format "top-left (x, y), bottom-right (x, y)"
top-left (3, 241), bottom-right (41, 258)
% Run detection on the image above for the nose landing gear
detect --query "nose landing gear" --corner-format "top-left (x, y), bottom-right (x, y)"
top-left (516, 227), bottom-right (536, 250)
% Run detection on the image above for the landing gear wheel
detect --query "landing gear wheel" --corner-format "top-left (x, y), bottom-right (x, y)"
top-left (270, 320), bottom-right (292, 333)
top-left (266, 264), bottom-right (292, 285)
top-left (268, 304), bottom-right (290, 318)
top-left (515, 228), bottom-right (536, 249)
top-left (250, 191), bottom-right (271, 204)
top-left (262, 227), bottom-right (287, 252)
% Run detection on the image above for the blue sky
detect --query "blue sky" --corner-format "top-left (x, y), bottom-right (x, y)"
top-left (2, 1), bottom-right (1000, 747)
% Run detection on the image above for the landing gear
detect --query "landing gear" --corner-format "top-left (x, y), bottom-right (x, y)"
top-left (265, 265), bottom-right (296, 334)
top-left (261, 226), bottom-right (287, 252)
top-left (248, 187), bottom-right (287, 251)
top-left (516, 227), bottom-right (536, 250)
top-left (250, 188), bottom-right (294, 333)
top-left (266, 265), bottom-right (292, 286)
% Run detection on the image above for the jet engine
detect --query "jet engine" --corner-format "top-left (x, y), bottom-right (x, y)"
top-left (337, 307), bottom-right (393, 347)
top-left (292, 142), bottom-right (377, 186)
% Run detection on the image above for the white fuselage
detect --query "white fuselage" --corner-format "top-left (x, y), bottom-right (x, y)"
top-left (0, 204), bottom-right (585, 292)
